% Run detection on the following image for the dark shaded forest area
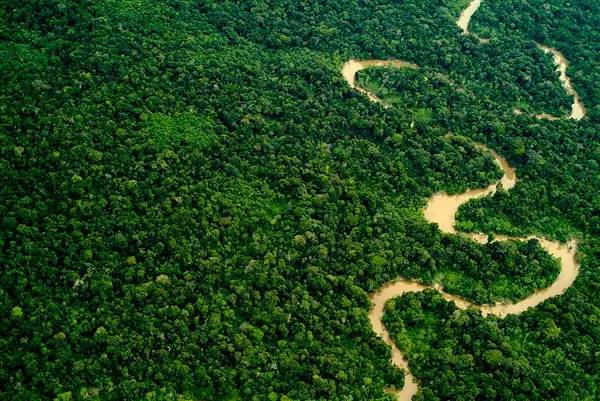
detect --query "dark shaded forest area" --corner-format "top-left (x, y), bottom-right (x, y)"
top-left (1, 0), bottom-right (598, 400)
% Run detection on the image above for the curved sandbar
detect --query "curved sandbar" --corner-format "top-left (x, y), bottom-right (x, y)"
top-left (342, 61), bottom-right (580, 400)
top-left (457, 0), bottom-right (489, 43)
top-left (341, 59), bottom-right (418, 107)
top-left (457, 0), bottom-right (482, 35)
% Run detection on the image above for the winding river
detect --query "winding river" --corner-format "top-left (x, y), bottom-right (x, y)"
top-left (341, 4), bottom-right (584, 398)
top-left (457, 0), bottom-right (586, 120)
top-left (341, 59), bottom-right (418, 107)
top-left (367, 125), bottom-right (579, 399)
top-left (536, 44), bottom-right (586, 120)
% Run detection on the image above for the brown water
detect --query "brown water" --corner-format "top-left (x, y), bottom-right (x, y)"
top-left (370, 237), bottom-right (577, 397)
top-left (457, 1), bottom-right (586, 120)
top-left (423, 147), bottom-right (516, 234)
top-left (515, 47), bottom-right (585, 120)
top-left (370, 144), bottom-right (579, 400)
top-left (341, 59), bottom-right (418, 107)
top-left (537, 44), bottom-right (586, 120)
top-left (422, 149), bottom-right (578, 318)
top-left (341, 59), bottom-right (581, 400)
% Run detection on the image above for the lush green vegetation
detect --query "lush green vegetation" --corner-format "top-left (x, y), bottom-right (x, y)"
top-left (1, 0), bottom-right (598, 400)
top-left (383, 286), bottom-right (600, 400)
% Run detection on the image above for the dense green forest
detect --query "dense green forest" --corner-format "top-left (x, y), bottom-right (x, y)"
top-left (1, 0), bottom-right (598, 400)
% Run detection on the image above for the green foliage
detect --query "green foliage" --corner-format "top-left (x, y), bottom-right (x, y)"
top-left (10, 306), bottom-right (23, 320)
top-left (0, 0), bottom-right (598, 400)
top-left (54, 392), bottom-right (73, 401)
top-left (143, 112), bottom-right (217, 150)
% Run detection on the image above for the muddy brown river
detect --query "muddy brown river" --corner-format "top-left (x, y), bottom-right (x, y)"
top-left (369, 138), bottom-right (579, 400)
top-left (537, 44), bottom-right (586, 120)
top-left (340, 1), bottom-right (586, 397)
top-left (341, 39), bottom-right (582, 401)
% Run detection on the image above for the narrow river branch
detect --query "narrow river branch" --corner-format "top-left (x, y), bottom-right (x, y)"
top-left (458, 0), bottom-right (586, 120)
